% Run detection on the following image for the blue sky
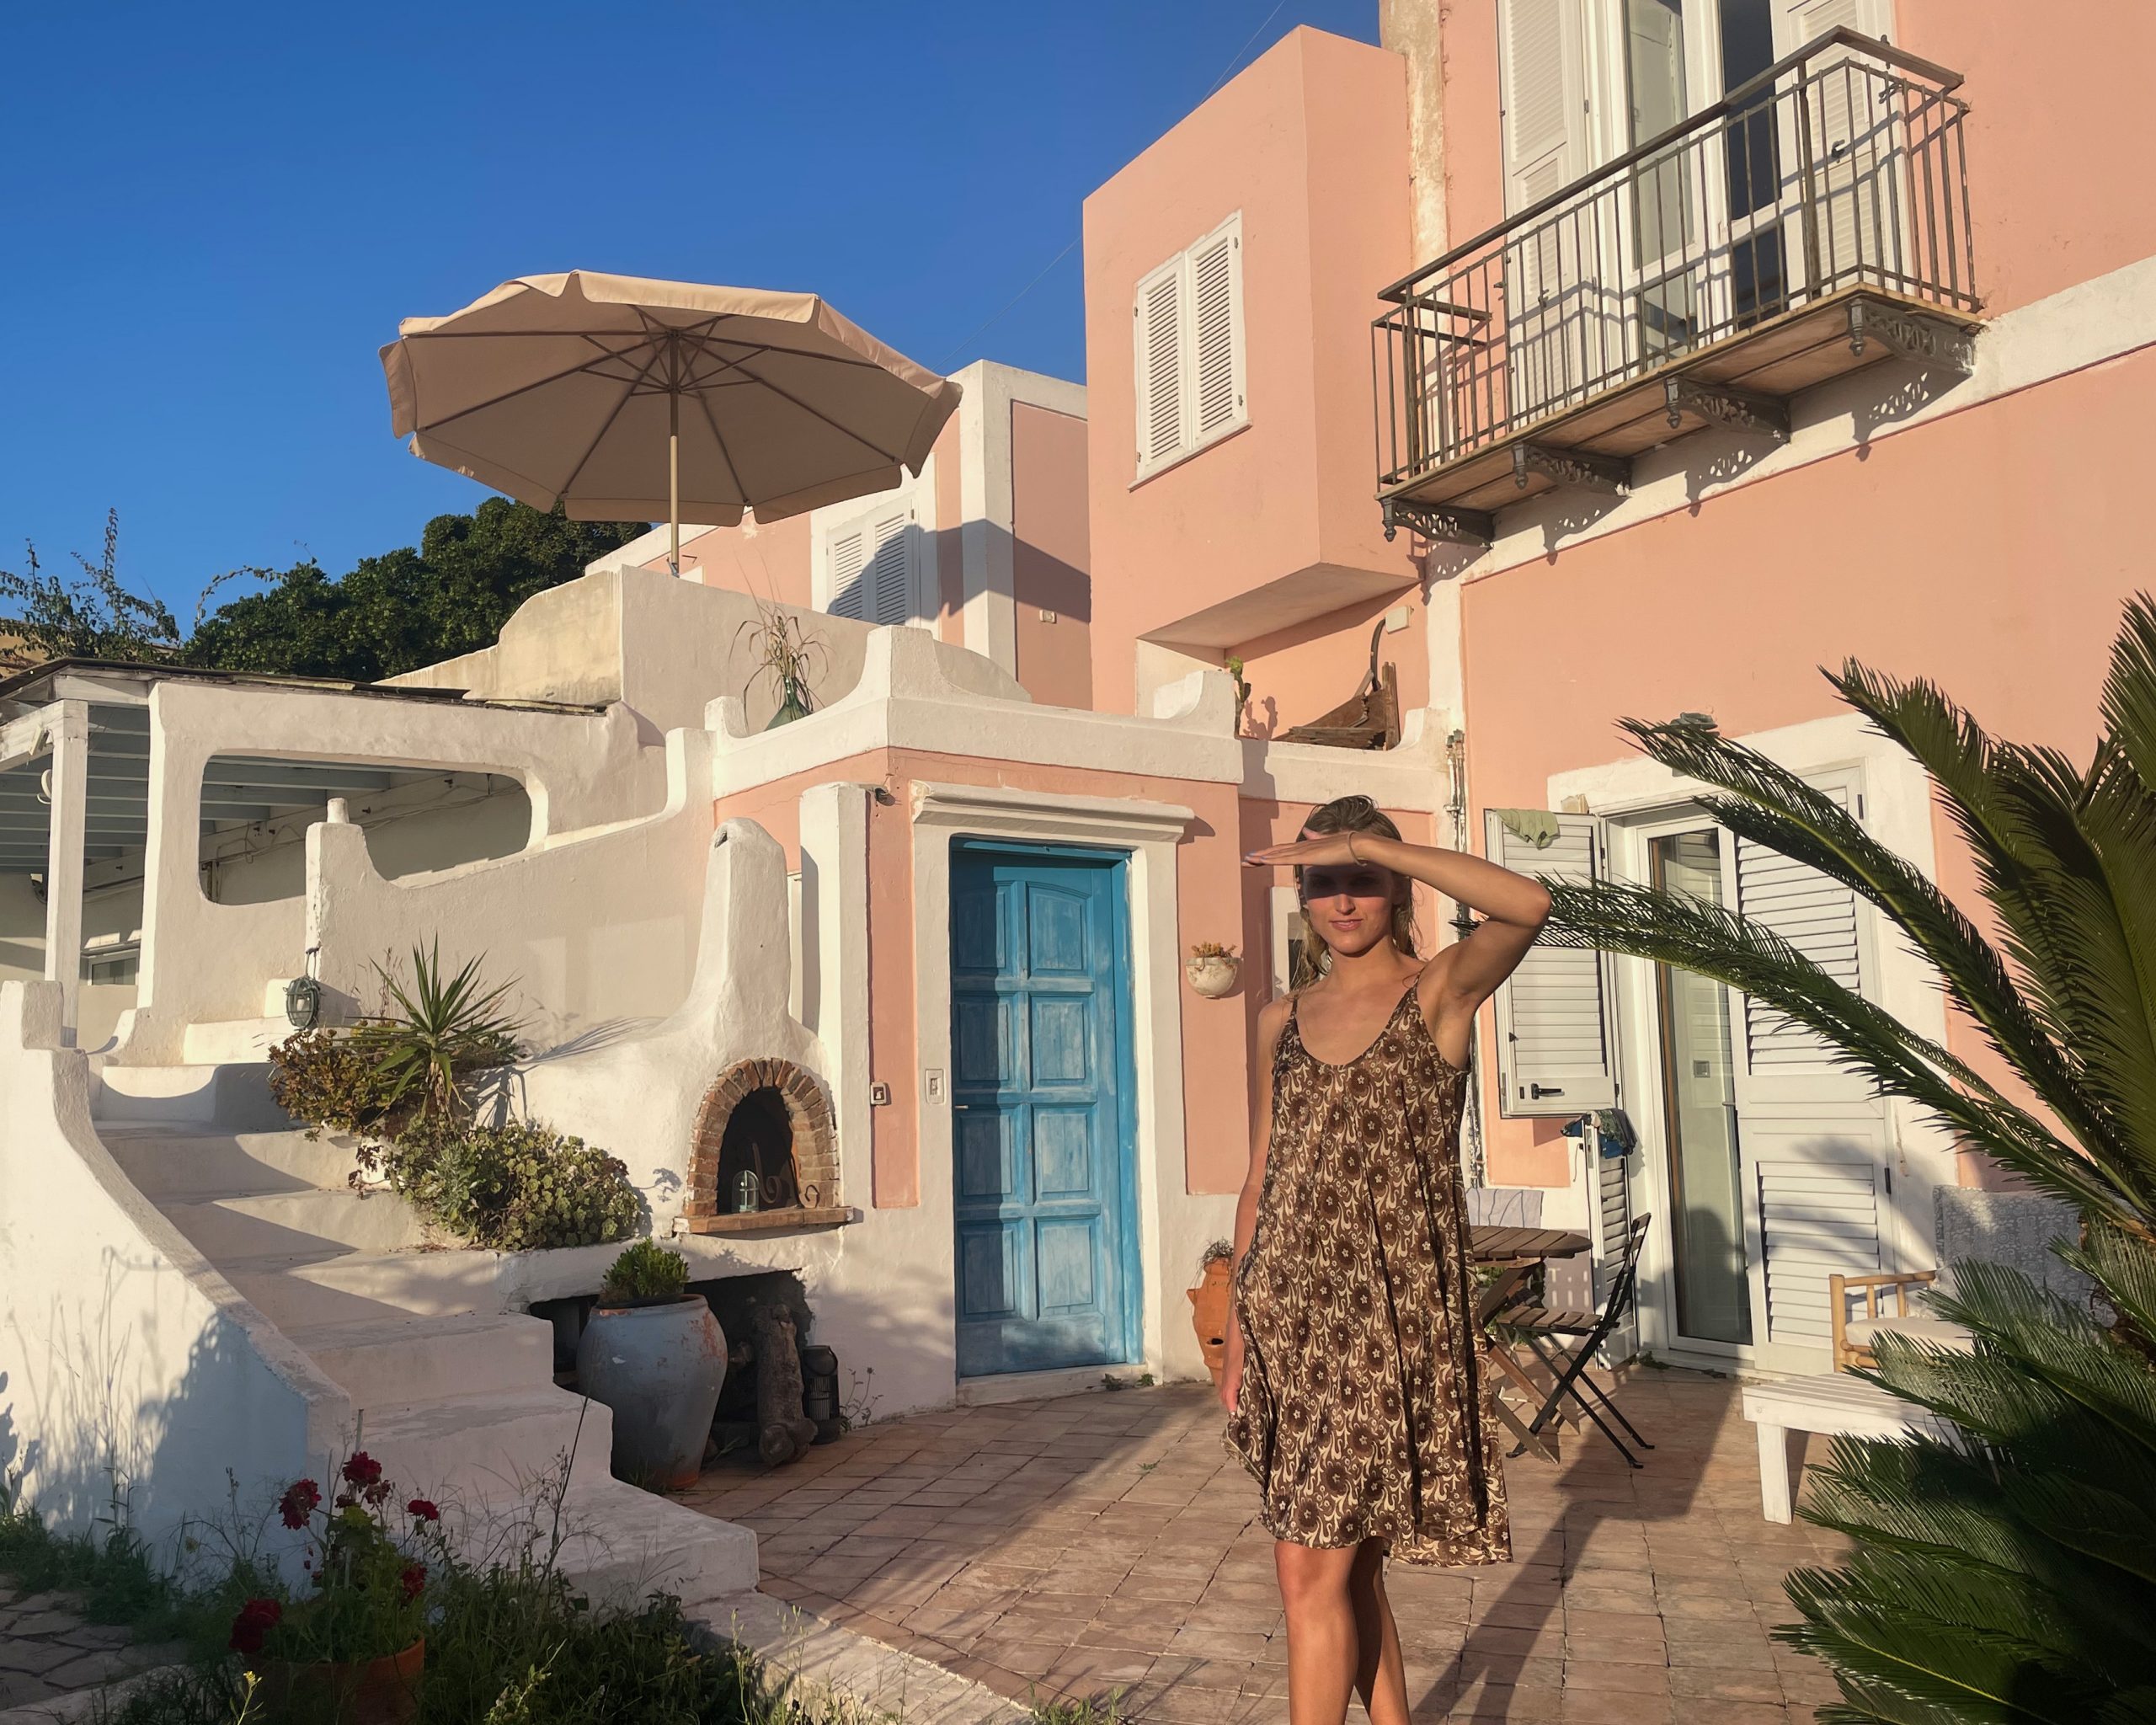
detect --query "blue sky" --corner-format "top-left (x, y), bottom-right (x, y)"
top-left (0, 1), bottom-right (1378, 612)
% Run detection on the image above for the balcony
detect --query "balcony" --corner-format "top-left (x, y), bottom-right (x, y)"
top-left (1372, 29), bottom-right (1981, 545)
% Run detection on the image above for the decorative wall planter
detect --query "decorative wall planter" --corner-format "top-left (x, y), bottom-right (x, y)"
top-left (574, 1296), bottom-right (728, 1489)
top-left (1185, 952), bottom-right (1241, 999)
top-left (261, 1638), bottom-right (424, 1725)
top-left (1188, 1252), bottom-right (1234, 1386)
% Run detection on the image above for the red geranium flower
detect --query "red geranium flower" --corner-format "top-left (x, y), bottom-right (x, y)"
top-left (228, 1597), bottom-right (282, 1656)
top-left (399, 1562), bottom-right (427, 1601)
top-left (406, 1498), bottom-right (440, 1522)
top-left (278, 1479), bottom-right (321, 1530)
top-left (341, 1451), bottom-right (383, 1487)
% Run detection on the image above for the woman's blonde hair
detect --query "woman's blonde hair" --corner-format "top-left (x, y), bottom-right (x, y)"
top-left (1291, 794), bottom-right (1419, 988)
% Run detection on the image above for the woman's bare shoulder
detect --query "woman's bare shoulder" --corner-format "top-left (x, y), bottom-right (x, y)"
top-left (1256, 992), bottom-right (1294, 1049)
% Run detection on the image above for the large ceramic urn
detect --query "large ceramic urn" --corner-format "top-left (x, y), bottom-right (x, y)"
top-left (575, 1296), bottom-right (728, 1489)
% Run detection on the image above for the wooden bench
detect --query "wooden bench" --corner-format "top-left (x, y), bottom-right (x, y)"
top-left (1740, 1372), bottom-right (1951, 1524)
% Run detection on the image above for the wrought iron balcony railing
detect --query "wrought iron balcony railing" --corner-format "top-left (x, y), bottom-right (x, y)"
top-left (1373, 29), bottom-right (1979, 541)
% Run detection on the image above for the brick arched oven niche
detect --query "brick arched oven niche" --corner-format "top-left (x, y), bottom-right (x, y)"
top-left (683, 1058), bottom-right (845, 1233)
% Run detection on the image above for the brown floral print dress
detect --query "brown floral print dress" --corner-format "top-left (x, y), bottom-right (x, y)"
top-left (1225, 986), bottom-right (1510, 1567)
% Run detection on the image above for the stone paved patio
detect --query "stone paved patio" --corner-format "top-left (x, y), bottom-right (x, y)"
top-left (680, 1367), bottom-right (1850, 1722)
top-left (0, 1583), bottom-right (180, 1718)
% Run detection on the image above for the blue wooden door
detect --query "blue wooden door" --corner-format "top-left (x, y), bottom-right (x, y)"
top-left (950, 845), bottom-right (1137, 1377)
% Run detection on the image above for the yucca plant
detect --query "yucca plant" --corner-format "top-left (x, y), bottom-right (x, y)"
top-left (1539, 596), bottom-right (2156, 1722)
top-left (350, 941), bottom-right (526, 1124)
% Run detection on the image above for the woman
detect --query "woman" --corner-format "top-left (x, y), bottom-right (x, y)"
top-left (1225, 794), bottom-right (1550, 1725)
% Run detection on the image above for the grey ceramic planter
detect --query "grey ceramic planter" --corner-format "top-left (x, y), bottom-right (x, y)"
top-left (574, 1297), bottom-right (728, 1489)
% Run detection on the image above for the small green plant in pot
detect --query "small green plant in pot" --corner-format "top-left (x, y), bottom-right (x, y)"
top-left (575, 1241), bottom-right (728, 1490)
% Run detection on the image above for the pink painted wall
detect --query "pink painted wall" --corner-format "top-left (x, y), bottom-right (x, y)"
top-left (1233, 591), bottom-right (1428, 744)
top-left (1082, 27), bottom-right (1422, 715)
top-left (715, 755), bottom-right (1439, 1208)
top-left (1461, 346), bottom-right (2153, 1186)
top-left (1430, 3), bottom-right (2156, 325)
top-left (1011, 402), bottom-right (1094, 712)
top-left (672, 513), bottom-right (813, 608)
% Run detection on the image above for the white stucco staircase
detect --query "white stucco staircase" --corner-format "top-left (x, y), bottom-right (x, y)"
top-left (91, 1057), bottom-right (757, 1605)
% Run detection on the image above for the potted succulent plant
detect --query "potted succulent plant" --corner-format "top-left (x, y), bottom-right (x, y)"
top-left (574, 1240), bottom-right (728, 1489)
top-left (1185, 942), bottom-right (1241, 999)
top-left (233, 1452), bottom-right (441, 1725)
top-left (1188, 1241), bottom-right (1236, 1386)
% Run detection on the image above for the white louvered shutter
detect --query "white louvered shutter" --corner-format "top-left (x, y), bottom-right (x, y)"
top-left (1498, 0), bottom-right (1596, 419)
top-left (865, 510), bottom-right (913, 627)
top-left (1486, 811), bottom-right (1620, 1117)
top-left (826, 527), bottom-right (867, 620)
top-left (1721, 772), bottom-right (1892, 1359)
top-left (1134, 257), bottom-right (1187, 474)
top-left (1776, 0), bottom-right (1896, 293)
top-left (1188, 223), bottom-right (1244, 440)
top-left (1593, 1141), bottom-right (1640, 1362)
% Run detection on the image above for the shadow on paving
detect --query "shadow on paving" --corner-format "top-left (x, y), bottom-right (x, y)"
top-left (676, 1369), bottom-right (1849, 1722)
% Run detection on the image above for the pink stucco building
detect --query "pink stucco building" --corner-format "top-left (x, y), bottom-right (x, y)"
top-left (650, 2), bottom-right (2153, 1381)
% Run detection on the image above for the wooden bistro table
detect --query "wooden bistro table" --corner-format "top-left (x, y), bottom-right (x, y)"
top-left (1468, 1225), bottom-right (1593, 1461)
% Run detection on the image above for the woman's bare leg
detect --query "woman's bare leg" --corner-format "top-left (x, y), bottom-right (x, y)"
top-left (1348, 1541), bottom-right (1410, 1725)
top-left (1275, 1540), bottom-right (1383, 1725)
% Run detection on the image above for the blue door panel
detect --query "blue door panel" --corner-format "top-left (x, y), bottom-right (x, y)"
top-left (952, 845), bottom-right (1138, 1377)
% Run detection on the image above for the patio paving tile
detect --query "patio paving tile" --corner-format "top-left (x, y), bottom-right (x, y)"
top-left (688, 1365), bottom-right (1843, 1719)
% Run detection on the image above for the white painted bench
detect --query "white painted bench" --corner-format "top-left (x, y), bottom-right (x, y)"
top-left (1740, 1372), bottom-right (1951, 1524)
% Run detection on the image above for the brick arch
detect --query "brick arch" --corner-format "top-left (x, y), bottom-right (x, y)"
top-left (686, 1058), bottom-right (838, 1220)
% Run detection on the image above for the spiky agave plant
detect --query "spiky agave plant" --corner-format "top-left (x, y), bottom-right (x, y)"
top-left (1540, 596), bottom-right (2156, 1722)
top-left (351, 940), bottom-right (526, 1124)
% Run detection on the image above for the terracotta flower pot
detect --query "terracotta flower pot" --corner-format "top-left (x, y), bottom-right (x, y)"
top-left (261, 1637), bottom-right (424, 1725)
top-left (1188, 1256), bottom-right (1234, 1386)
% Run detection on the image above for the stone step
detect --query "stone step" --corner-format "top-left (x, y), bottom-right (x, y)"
top-left (227, 1246), bottom-right (508, 1329)
top-left (554, 1477), bottom-right (759, 1609)
top-left (92, 1060), bottom-right (292, 1132)
top-left (288, 1311), bottom-right (557, 1414)
top-left (101, 1126), bottom-right (361, 1201)
top-left (180, 1016), bottom-right (296, 1066)
top-left (355, 1384), bottom-right (616, 1509)
top-left (159, 1188), bottom-right (435, 1263)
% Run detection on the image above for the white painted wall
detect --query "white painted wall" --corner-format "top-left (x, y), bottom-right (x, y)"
top-left (0, 980), bottom-right (347, 1549)
top-left (307, 733), bottom-right (715, 1047)
top-left (119, 681), bottom-right (666, 1064)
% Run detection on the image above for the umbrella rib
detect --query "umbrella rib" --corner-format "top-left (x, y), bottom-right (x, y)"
top-left (712, 348), bottom-right (908, 465)
top-left (402, 334), bottom-right (661, 429)
top-left (553, 336), bottom-right (675, 504)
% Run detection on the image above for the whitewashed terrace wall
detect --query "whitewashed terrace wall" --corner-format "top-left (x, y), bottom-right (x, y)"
top-left (307, 730), bottom-right (715, 1047)
top-left (0, 980), bottom-right (347, 1548)
top-left (119, 681), bottom-right (666, 1064)
top-left (511, 818), bottom-right (827, 1230)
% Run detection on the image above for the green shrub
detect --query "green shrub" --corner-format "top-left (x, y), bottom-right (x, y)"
top-left (383, 1117), bottom-right (641, 1252)
top-left (351, 941), bottom-right (527, 1124)
top-left (266, 1027), bottom-right (394, 1138)
top-left (600, 1239), bottom-right (691, 1307)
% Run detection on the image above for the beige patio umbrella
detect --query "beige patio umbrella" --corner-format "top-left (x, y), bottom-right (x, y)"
top-left (381, 270), bottom-right (962, 572)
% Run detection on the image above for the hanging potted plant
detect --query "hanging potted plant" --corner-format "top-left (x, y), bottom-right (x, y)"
top-left (1185, 942), bottom-right (1241, 999)
top-left (736, 601), bottom-right (828, 729)
top-left (235, 1453), bottom-right (440, 1725)
top-left (574, 1240), bottom-right (728, 1489)
top-left (1188, 1241), bottom-right (1235, 1386)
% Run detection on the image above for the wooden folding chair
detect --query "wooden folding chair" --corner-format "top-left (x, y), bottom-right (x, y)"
top-left (1495, 1213), bottom-right (1656, 1467)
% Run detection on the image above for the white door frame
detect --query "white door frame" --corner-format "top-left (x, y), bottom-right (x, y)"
top-left (1550, 710), bottom-right (1956, 1374)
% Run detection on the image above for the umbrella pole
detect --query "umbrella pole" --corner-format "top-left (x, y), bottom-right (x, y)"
top-left (669, 389), bottom-right (680, 577)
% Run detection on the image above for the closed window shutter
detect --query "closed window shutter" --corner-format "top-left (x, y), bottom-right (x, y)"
top-left (1486, 810), bottom-right (1620, 1117)
top-left (1499, 0), bottom-right (1592, 419)
top-left (826, 528), bottom-right (867, 620)
top-left (1593, 1146), bottom-right (1639, 1361)
top-left (1500, 0), bottom-right (1583, 216)
top-left (865, 511), bottom-right (913, 627)
top-left (1758, 1156), bottom-right (1882, 1345)
top-left (1189, 227), bottom-right (1243, 439)
top-left (1134, 259), bottom-right (1187, 472)
top-left (1734, 793), bottom-right (1860, 1074)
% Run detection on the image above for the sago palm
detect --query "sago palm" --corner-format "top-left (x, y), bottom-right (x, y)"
top-left (1538, 596), bottom-right (2156, 1723)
